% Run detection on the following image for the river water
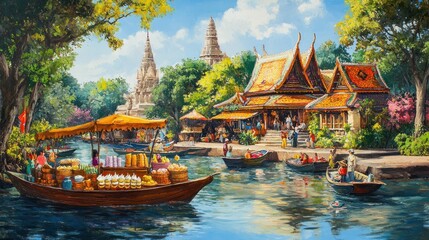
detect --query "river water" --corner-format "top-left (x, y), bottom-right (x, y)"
top-left (0, 141), bottom-right (428, 239)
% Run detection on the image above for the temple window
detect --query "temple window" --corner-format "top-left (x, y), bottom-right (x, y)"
top-left (320, 112), bottom-right (348, 130)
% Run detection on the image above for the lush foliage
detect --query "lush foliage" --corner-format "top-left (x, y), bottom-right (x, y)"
top-left (68, 107), bottom-right (94, 126)
top-left (146, 59), bottom-right (211, 135)
top-left (337, 0), bottom-right (429, 137)
top-left (81, 77), bottom-right (129, 119)
top-left (185, 52), bottom-right (257, 117)
top-left (6, 120), bottom-right (52, 163)
top-left (33, 81), bottom-right (76, 127)
top-left (0, 0), bottom-right (172, 154)
top-left (239, 131), bottom-right (258, 145)
top-left (315, 40), bottom-right (351, 69)
top-left (395, 132), bottom-right (429, 156)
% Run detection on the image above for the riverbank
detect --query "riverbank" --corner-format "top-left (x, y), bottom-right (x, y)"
top-left (176, 142), bottom-right (429, 180)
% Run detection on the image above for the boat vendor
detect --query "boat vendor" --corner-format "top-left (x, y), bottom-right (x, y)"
top-left (338, 160), bottom-right (347, 182)
top-left (226, 145), bottom-right (233, 157)
top-left (245, 149), bottom-right (252, 159)
top-left (347, 149), bottom-right (357, 182)
top-left (300, 152), bottom-right (309, 164)
top-left (223, 138), bottom-right (229, 157)
top-left (92, 149), bottom-right (100, 166)
top-left (36, 149), bottom-right (47, 168)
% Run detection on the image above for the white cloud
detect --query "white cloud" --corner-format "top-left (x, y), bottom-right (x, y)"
top-left (214, 0), bottom-right (295, 43)
top-left (174, 28), bottom-right (189, 40)
top-left (297, 0), bottom-right (325, 25)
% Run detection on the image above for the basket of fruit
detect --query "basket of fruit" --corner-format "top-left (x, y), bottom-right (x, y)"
top-left (141, 175), bottom-right (157, 187)
top-left (41, 164), bottom-right (53, 173)
top-left (151, 155), bottom-right (170, 170)
top-left (151, 168), bottom-right (171, 185)
top-left (167, 164), bottom-right (188, 183)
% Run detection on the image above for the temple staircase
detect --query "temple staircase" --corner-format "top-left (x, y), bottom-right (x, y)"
top-left (255, 130), bottom-right (309, 147)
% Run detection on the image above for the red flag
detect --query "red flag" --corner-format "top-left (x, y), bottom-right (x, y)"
top-left (18, 109), bottom-right (27, 133)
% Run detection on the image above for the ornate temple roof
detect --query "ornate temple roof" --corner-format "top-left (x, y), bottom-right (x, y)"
top-left (244, 33), bottom-right (314, 96)
top-left (327, 60), bottom-right (389, 93)
top-left (305, 92), bottom-right (358, 111)
top-left (211, 111), bottom-right (259, 120)
top-left (200, 17), bottom-right (225, 66)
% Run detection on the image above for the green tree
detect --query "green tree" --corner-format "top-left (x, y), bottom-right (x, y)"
top-left (336, 0), bottom-right (429, 137)
top-left (0, 0), bottom-right (172, 156)
top-left (316, 40), bottom-right (352, 69)
top-left (33, 81), bottom-right (76, 127)
top-left (83, 77), bottom-right (129, 119)
top-left (185, 52), bottom-right (256, 117)
top-left (146, 59), bottom-right (211, 135)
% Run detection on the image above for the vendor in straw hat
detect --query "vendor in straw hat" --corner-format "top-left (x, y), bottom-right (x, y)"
top-left (347, 149), bottom-right (357, 182)
top-left (337, 160), bottom-right (348, 182)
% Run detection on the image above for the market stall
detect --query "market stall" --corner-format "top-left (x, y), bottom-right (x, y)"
top-left (179, 110), bottom-right (208, 142)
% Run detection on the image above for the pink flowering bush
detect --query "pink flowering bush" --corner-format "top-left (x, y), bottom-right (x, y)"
top-left (68, 107), bottom-right (93, 126)
top-left (387, 93), bottom-right (416, 129)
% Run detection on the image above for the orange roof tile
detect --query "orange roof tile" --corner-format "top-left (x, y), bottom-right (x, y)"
top-left (248, 58), bottom-right (287, 93)
top-left (247, 96), bottom-right (270, 106)
top-left (274, 95), bottom-right (315, 106)
top-left (211, 111), bottom-right (259, 120)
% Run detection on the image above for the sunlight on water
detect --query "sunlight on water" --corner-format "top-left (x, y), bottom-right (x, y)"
top-left (1, 140), bottom-right (428, 239)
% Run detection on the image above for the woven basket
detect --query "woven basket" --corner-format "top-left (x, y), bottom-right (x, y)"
top-left (72, 169), bottom-right (85, 176)
top-left (169, 170), bottom-right (188, 183)
top-left (73, 182), bottom-right (84, 191)
top-left (151, 172), bottom-right (171, 185)
top-left (42, 173), bottom-right (54, 181)
top-left (152, 162), bottom-right (170, 171)
top-left (42, 168), bottom-right (53, 174)
top-left (56, 169), bottom-right (72, 177)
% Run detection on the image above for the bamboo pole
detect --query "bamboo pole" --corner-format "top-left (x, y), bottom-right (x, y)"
top-left (148, 129), bottom-right (160, 174)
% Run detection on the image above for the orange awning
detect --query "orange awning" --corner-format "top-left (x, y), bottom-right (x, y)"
top-left (180, 110), bottom-right (208, 120)
top-left (211, 111), bottom-right (259, 120)
top-left (36, 114), bottom-right (167, 140)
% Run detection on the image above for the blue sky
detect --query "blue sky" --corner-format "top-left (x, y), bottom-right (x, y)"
top-left (70, 0), bottom-right (349, 88)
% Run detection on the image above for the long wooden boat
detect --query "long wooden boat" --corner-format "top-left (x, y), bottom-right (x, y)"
top-left (185, 147), bottom-right (210, 156)
top-left (163, 141), bottom-right (175, 151)
top-left (222, 150), bottom-right (269, 169)
top-left (286, 158), bottom-right (329, 173)
top-left (129, 142), bottom-right (150, 149)
top-left (113, 148), bottom-right (190, 157)
top-left (55, 148), bottom-right (77, 157)
top-left (325, 168), bottom-right (385, 195)
top-left (6, 171), bottom-right (218, 206)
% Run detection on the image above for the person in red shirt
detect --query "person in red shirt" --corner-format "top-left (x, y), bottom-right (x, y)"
top-left (223, 139), bottom-right (229, 157)
top-left (309, 131), bottom-right (316, 149)
top-left (36, 149), bottom-right (47, 168)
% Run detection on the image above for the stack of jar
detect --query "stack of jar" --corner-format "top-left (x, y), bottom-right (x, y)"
top-left (104, 156), bottom-right (123, 167)
top-left (125, 153), bottom-right (148, 168)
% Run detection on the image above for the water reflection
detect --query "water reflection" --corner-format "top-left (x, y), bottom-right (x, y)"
top-left (1, 141), bottom-right (429, 239)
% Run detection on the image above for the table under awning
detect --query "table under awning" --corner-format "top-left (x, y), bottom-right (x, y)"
top-left (211, 111), bottom-right (259, 120)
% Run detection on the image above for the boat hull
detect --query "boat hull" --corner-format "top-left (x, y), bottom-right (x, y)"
top-left (6, 171), bottom-right (216, 206)
top-left (222, 150), bottom-right (268, 168)
top-left (56, 148), bottom-right (77, 157)
top-left (286, 159), bottom-right (329, 173)
top-left (325, 168), bottom-right (384, 195)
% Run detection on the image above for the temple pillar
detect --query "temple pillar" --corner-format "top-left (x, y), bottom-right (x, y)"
top-left (347, 109), bottom-right (361, 131)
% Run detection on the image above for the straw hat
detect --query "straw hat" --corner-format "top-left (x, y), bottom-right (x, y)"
top-left (348, 149), bottom-right (355, 154)
top-left (225, 138), bottom-right (229, 142)
top-left (338, 160), bottom-right (347, 167)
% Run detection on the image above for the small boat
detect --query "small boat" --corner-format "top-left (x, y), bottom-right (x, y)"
top-left (285, 158), bottom-right (329, 173)
top-left (113, 147), bottom-right (141, 155)
top-left (185, 147), bottom-right (210, 156)
top-left (6, 171), bottom-right (218, 206)
top-left (325, 168), bottom-right (385, 195)
top-left (55, 148), bottom-right (77, 157)
top-left (222, 150), bottom-right (269, 169)
top-left (163, 141), bottom-right (175, 151)
top-left (129, 142), bottom-right (150, 149)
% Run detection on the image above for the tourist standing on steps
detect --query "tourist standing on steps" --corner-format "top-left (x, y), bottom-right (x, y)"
top-left (281, 130), bottom-right (288, 149)
top-left (285, 115), bottom-right (292, 129)
top-left (290, 130), bottom-right (298, 148)
top-left (347, 149), bottom-right (357, 182)
top-left (256, 120), bottom-right (262, 140)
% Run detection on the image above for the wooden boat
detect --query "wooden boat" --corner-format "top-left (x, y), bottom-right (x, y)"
top-left (185, 147), bottom-right (210, 156)
top-left (129, 142), bottom-right (150, 149)
top-left (285, 158), bottom-right (329, 173)
top-left (163, 141), bottom-right (175, 151)
top-left (113, 148), bottom-right (190, 157)
top-left (6, 171), bottom-right (218, 206)
top-left (325, 168), bottom-right (385, 195)
top-left (222, 150), bottom-right (269, 169)
top-left (55, 148), bottom-right (77, 157)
